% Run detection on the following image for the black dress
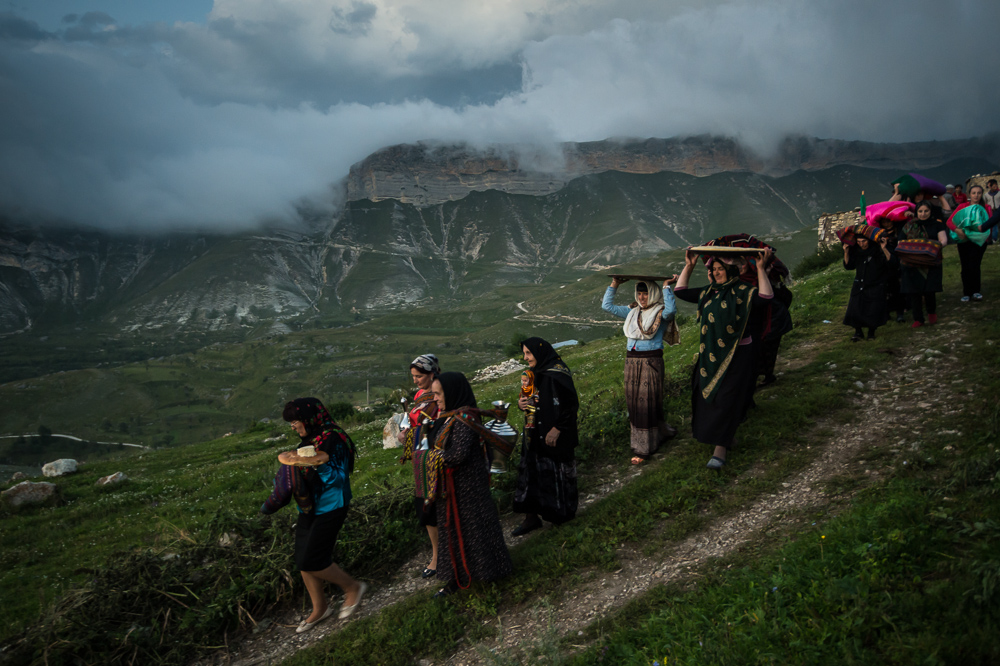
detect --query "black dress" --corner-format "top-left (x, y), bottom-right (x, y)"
top-left (843, 246), bottom-right (889, 330)
top-left (512, 366), bottom-right (579, 524)
top-left (675, 287), bottom-right (770, 448)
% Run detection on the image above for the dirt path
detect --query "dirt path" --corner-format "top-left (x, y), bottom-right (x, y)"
top-left (441, 321), bottom-right (967, 665)
top-left (195, 319), bottom-right (967, 666)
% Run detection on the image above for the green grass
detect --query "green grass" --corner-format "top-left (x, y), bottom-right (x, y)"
top-left (2, 242), bottom-right (997, 666)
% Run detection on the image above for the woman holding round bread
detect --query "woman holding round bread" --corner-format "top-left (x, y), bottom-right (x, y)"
top-left (260, 397), bottom-right (366, 633)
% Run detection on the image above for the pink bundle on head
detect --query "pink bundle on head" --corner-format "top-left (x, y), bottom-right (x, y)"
top-left (865, 201), bottom-right (915, 227)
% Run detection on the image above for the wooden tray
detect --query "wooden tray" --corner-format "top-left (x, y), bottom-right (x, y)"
top-left (689, 246), bottom-right (764, 256)
top-left (278, 450), bottom-right (330, 467)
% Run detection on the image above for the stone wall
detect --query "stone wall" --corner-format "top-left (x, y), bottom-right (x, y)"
top-left (965, 171), bottom-right (1000, 193)
top-left (817, 210), bottom-right (863, 248)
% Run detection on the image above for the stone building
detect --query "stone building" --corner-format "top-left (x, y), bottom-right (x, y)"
top-left (817, 210), bottom-right (863, 248)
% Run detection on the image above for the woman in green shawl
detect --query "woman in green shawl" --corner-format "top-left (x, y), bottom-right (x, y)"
top-left (675, 247), bottom-right (773, 469)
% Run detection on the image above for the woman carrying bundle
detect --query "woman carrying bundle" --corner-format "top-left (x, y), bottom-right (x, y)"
top-left (675, 248), bottom-right (773, 469)
top-left (601, 277), bottom-right (679, 464)
top-left (425, 372), bottom-right (513, 596)
top-left (898, 201), bottom-right (948, 327)
top-left (512, 337), bottom-right (580, 535)
top-left (948, 184), bottom-right (993, 302)
top-left (841, 229), bottom-right (891, 341)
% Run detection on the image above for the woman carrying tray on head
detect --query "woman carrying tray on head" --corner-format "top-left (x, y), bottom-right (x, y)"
top-left (675, 247), bottom-right (773, 470)
top-left (602, 276), bottom-right (679, 464)
top-left (899, 201), bottom-right (948, 327)
top-left (512, 337), bottom-right (580, 536)
top-left (426, 372), bottom-right (513, 596)
top-left (260, 397), bottom-right (366, 633)
top-left (397, 354), bottom-right (442, 579)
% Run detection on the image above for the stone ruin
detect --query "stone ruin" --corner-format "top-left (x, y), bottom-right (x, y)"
top-left (817, 209), bottom-right (864, 248)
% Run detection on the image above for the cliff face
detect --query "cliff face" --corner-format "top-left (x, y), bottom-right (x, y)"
top-left (346, 135), bottom-right (1000, 206)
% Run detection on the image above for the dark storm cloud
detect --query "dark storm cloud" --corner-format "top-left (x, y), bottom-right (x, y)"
top-left (0, 0), bottom-right (997, 232)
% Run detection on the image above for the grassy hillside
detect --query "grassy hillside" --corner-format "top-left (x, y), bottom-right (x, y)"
top-left (1, 243), bottom-right (998, 665)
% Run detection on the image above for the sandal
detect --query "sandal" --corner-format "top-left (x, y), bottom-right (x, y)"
top-left (630, 456), bottom-right (645, 465)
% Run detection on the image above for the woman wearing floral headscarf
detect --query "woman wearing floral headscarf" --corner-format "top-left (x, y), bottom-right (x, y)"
top-left (398, 354), bottom-right (442, 579)
top-left (261, 398), bottom-right (365, 632)
top-left (512, 337), bottom-right (579, 535)
top-left (602, 277), bottom-right (679, 464)
top-left (675, 248), bottom-right (773, 469)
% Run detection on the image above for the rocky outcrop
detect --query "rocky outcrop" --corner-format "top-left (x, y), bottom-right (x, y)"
top-left (346, 135), bottom-right (1000, 207)
top-left (42, 458), bottom-right (78, 477)
top-left (1, 480), bottom-right (57, 507)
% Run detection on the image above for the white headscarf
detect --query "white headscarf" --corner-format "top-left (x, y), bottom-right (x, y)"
top-left (623, 281), bottom-right (665, 340)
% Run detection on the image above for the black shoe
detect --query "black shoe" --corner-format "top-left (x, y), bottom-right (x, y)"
top-left (512, 520), bottom-right (542, 537)
top-left (433, 582), bottom-right (458, 598)
top-left (758, 375), bottom-right (777, 387)
top-left (851, 335), bottom-right (862, 343)
top-left (896, 315), bottom-right (905, 323)
top-left (421, 568), bottom-right (436, 579)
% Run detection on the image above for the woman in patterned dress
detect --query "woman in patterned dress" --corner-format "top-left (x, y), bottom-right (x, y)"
top-left (674, 248), bottom-right (774, 469)
top-left (427, 372), bottom-right (513, 596)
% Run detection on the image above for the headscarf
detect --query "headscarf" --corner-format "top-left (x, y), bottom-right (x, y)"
top-left (694, 261), bottom-right (756, 402)
top-left (282, 397), bottom-right (356, 473)
top-left (520, 337), bottom-right (569, 376)
top-left (410, 353), bottom-right (441, 376)
top-left (520, 369), bottom-right (536, 397)
top-left (622, 280), bottom-right (665, 340)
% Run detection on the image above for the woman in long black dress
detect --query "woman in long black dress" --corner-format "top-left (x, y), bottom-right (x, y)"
top-left (842, 234), bottom-right (891, 341)
top-left (427, 372), bottom-right (513, 596)
top-left (512, 337), bottom-right (579, 536)
top-left (675, 248), bottom-right (774, 469)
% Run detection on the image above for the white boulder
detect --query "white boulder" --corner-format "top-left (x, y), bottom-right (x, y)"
top-left (42, 459), bottom-right (78, 477)
top-left (2, 481), bottom-right (57, 507)
top-left (96, 472), bottom-right (128, 486)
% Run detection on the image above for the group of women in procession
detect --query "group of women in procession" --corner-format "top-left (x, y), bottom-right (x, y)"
top-left (257, 230), bottom-right (802, 630)
top-left (841, 176), bottom-right (999, 341)
top-left (257, 174), bottom-right (998, 630)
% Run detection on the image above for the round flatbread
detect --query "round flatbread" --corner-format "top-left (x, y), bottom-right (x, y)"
top-left (278, 450), bottom-right (330, 467)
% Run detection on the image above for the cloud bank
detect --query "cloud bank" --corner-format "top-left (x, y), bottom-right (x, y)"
top-left (1, 0), bottom-right (997, 231)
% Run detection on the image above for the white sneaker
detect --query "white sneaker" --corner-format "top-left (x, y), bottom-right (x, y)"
top-left (972, 293), bottom-right (983, 301)
top-left (961, 296), bottom-right (971, 303)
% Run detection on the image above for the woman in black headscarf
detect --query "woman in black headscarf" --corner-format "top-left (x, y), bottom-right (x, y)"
top-left (512, 337), bottom-right (579, 536)
top-left (675, 248), bottom-right (773, 469)
top-left (842, 234), bottom-right (891, 341)
top-left (426, 372), bottom-right (513, 596)
top-left (260, 398), bottom-right (366, 632)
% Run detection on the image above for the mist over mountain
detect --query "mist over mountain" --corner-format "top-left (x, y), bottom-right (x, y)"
top-left (1, 136), bottom-right (996, 344)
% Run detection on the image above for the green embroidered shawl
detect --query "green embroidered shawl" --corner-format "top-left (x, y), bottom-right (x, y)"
top-left (694, 263), bottom-right (757, 402)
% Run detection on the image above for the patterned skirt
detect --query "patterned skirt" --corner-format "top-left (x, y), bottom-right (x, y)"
top-left (624, 349), bottom-right (667, 457)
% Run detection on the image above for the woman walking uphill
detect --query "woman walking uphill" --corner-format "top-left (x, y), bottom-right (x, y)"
top-left (426, 372), bottom-right (513, 596)
top-left (397, 354), bottom-right (441, 579)
top-left (261, 398), bottom-right (366, 633)
top-left (899, 201), bottom-right (948, 327)
top-left (512, 337), bottom-right (580, 536)
top-left (675, 248), bottom-right (773, 470)
top-left (602, 277), bottom-right (679, 464)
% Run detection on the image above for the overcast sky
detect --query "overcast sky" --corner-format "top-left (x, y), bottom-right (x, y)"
top-left (1, 0), bottom-right (998, 232)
